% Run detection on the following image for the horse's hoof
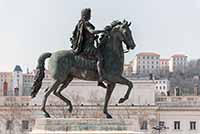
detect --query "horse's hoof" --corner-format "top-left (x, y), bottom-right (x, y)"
top-left (44, 113), bottom-right (51, 118)
top-left (118, 98), bottom-right (126, 103)
top-left (106, 113), bottom-right (112, 119)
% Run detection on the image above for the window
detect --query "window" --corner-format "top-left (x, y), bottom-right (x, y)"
top-left (22, 120), bottom-right (29, 130)
top-left (163, 81), bottom-right (165, 84)
top-left (190, 121), bottom-right (196, 130)
top-left (6, 120), bottom-right (12, 130)
top-left (14, 88), bottom-right (19, 96)
top-left (140, 120), bottom-right (148, 130)
top-left (174, 121), bottom-right (180, 130)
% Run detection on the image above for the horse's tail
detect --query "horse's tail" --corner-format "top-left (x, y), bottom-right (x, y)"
top-left (31, 52), bottom-right (52, 98)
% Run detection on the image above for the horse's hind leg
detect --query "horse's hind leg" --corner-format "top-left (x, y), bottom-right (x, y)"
top-left (41, 80), bottom-right (60, 118)
top-left (53, 76), bottom-right (73, 113)
top-left (103, 83), bottom-right (116, 118)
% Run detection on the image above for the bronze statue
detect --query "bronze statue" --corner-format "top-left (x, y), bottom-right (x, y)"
top-left (70, 8), bottom-right (107, 88)
top-left (31, 10), bottom-right (136, 118)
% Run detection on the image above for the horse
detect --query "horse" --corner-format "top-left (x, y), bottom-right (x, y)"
top-left (31, 20), bottom-right (136, 118)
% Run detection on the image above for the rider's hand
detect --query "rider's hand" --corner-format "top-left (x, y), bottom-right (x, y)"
top-left (104, 26), bottom-right (112, 32)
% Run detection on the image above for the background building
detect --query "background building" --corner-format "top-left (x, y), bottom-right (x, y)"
top-left (155, 79), bottom-right (170, 96)
top-left (169, 54), bottom-right (187, 73)
top-left (0, 65), bottom-right (53, 97)
top-left (132, 52), bottom-right (160, 76)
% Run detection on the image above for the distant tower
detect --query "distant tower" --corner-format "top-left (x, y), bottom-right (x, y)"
top-left (13, 65), bottom-right (23, 96)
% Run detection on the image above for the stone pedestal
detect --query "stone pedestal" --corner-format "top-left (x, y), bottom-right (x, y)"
top-left (30, 118), bottom-right (147, 134)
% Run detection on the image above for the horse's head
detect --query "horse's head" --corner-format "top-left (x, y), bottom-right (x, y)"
top-left (109, 20), bottom-right (136, 51)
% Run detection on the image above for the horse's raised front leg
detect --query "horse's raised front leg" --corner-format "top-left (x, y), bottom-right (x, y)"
top-left (41, 80), bottom-right (60, 118)
top-left (116, 76), bottom-right (133, 104)
top-left (53, 76), bottom-right (73, 113)
top-left (103, 83), bottom-right (116, 118)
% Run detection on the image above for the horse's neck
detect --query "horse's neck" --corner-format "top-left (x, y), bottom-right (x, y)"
top-left (102, 36), bottom-right (124, 74)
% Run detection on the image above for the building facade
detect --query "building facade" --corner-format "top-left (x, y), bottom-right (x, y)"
top-left (132, 52), bottom-right (160, 76)
top-left (0, 65), bottom-right (53, 97)
top-left (169, 54), bottom-right (187, 73)
top-left (155, 79), bottom-right (170, 96)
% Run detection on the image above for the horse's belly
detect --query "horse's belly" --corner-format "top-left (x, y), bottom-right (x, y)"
top-left (71, 68), bottom-right (98, 81)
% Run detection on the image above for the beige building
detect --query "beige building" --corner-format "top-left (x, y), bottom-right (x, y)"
top-left (132, 52), bottom-right (160, 75)
top-left (0, 80), bottom-right (199, 133)
top-left (156, 96), bottom-right (200, 133)
top-left (169, 54), bottom-right (187, 73)
top-left (155, 79), bottom-right (170, 96)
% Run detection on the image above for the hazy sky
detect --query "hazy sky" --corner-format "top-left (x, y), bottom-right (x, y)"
top-left (0, 0), bottom-right (200, 72)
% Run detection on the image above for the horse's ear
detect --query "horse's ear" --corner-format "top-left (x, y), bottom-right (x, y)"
top-left (128, 22), bottom-right (131, 27)
top-left (122, 20), bottom-right (128, 28)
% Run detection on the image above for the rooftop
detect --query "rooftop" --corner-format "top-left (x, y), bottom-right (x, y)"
top-left (13, 65), bottom-right (23, 72)
top-left (136, 52), bottom-right (160, 56)
top-left (171, 54), bottom-right (187, 58)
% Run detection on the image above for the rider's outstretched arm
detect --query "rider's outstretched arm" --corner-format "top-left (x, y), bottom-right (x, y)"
top-left (86, 27), bottom-right (105, 34)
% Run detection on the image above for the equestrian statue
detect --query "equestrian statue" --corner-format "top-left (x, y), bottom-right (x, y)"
top-left (31, 8), bottom-right (136, 118)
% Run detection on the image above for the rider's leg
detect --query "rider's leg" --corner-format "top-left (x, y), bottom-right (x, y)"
top-left (96, 49), bottom-right (107, 88)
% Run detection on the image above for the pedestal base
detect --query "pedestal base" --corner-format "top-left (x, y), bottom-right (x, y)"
top-left (30, 118), bottom-right (147, 134)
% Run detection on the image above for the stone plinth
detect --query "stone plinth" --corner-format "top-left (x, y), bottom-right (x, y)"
top-left (30, 118), bottom-right (147, 134)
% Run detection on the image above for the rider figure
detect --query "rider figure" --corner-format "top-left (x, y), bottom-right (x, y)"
top-left (70, 8), bottom-right (107, 88)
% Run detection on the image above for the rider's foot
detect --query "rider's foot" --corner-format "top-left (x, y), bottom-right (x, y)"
top-left (98, 82), bottom-right (107, 88)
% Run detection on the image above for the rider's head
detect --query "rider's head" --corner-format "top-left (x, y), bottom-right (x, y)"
top-left (81, 8), bottom-right (91, 21)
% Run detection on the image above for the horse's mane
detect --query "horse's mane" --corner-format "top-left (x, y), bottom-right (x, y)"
top-left (110, 20), bottom-right (122, 28)
top-left (99, 20), bottom-right (122, 47)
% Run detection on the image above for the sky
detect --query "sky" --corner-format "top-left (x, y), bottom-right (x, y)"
top-left (0, 0), bottom-right (200, 72)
